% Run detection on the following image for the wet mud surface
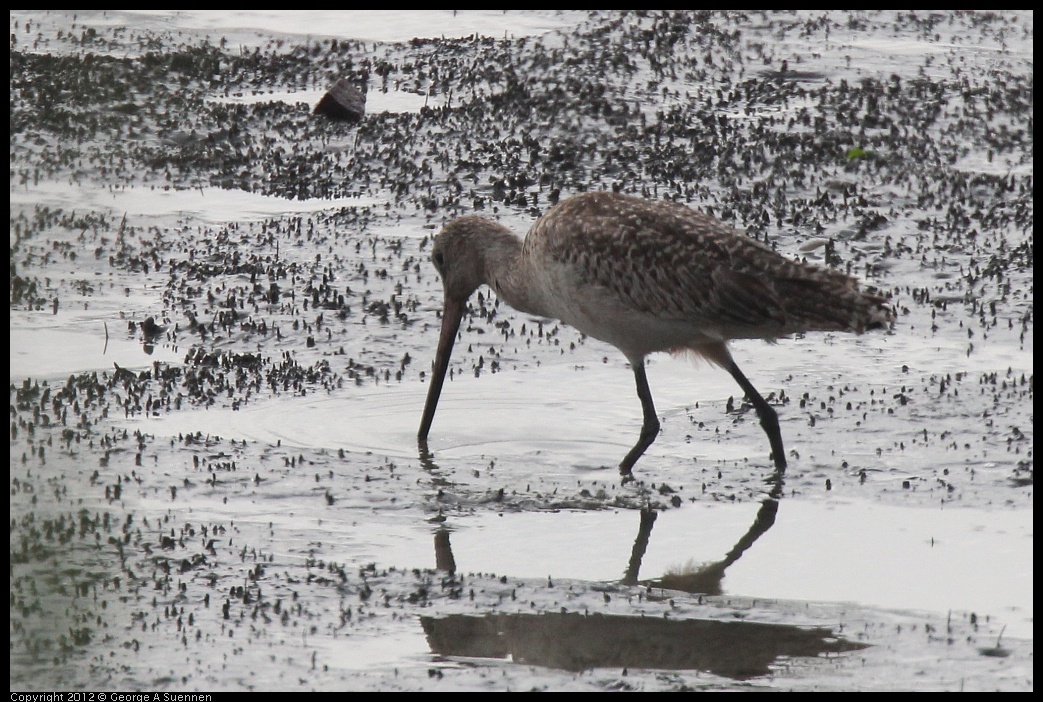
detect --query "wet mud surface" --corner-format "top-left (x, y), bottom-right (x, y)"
top-left (10, 11), bottom-right (1032, 691)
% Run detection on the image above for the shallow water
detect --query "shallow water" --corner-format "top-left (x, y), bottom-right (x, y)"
top-left (10, 10), bottom-right (1033, 692)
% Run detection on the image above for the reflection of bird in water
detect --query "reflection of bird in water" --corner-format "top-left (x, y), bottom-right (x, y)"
top-left (645, 496), bottom-right (780, 595)
top-left (419, 191), bottom-right (893, 476)
top-left (420, 494), bottom-right (866, 678)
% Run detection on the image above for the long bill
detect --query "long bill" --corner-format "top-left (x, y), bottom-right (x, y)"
top-left (418, 295), bottom-right (465, 442)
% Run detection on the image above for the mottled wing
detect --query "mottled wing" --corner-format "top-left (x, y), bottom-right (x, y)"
top-left (531, 193), bottom-right (793, 329)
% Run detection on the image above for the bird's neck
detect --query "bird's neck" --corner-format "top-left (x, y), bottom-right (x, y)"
top-left (478, 226), bottom-right (547, 318)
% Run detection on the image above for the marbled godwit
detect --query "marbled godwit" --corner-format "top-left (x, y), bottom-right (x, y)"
top-left (418, 191), bottom-right (893, 476)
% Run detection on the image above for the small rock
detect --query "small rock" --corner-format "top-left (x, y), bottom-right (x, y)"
top-left (314, 78), bottom-right (366, 122)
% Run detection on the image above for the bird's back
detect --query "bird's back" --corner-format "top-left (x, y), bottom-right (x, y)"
top-left (524, 191), bottom-right (893, 343)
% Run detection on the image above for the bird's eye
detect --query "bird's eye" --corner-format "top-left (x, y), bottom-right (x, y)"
top-left (433, 251), bottom-right (445, 269)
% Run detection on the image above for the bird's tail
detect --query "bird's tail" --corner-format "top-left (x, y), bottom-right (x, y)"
top-left (775, 274), bottom-right (895, 334)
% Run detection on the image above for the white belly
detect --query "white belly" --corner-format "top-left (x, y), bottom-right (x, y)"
top-left (527, 262), bottom-right (722, 361)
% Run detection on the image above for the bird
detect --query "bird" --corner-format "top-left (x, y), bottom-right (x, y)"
top-left (418, 191), bottom-right (893, 477)
top-left (139, 316), bottom-right (166, 339)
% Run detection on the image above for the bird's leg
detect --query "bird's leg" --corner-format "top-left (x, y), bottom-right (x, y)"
top-left (726, 361), bottom-right (787, 472)
top-left (619, 361), bottom-right (660, 477)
